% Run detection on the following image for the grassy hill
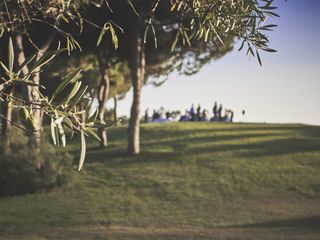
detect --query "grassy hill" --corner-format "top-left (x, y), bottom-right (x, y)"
top-left (0, 122), bottom-right (320, 240)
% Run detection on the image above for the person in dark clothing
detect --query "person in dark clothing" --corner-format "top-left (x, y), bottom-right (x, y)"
top-left (144, 109), bottom-right (149, 123)
top-left (213, 102), bottom-right (218, 118)
top-left (202, 109), bottom-right (208, 121)
top-left (190, 104), bottom-right (195, 121)
top-left (218, 104), bottom-right (223, 121)
top-left (165, 111), bottom-right (170, 120)
top-left (152, 110), bottom-right (157, 121)
top-left (196, 104), bottom-right (201, 121)
top-left (230, 110), bottom-right (234, 123)
top-left (179, 110), bottom-right (190, 122)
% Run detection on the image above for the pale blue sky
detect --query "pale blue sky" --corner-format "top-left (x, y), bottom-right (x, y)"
top-left (111, 0), bottom-right (320, 125)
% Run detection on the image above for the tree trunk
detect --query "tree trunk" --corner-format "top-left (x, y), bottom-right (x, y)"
top-left (15, 33), bottom-right (54, 169)
top-left (97, 52), bottom-right (110, 147)
top-left (14, 35), bottom-right (30, 101)
top-left (128, 15), bottom-right (145, 155)
top-left (30, 61), bottom-right (41, 151)
top-left (1, 37), bottom-right (15, 144)
top-left (1, 86), bottom-right (14, 146)
top-left (14, 35), bottom-right (42, 167)
top-left (31, 34), bottom-right (55, 150)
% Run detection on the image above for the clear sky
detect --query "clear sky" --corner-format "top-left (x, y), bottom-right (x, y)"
top-left (111, 0), bottom-right (320, 126)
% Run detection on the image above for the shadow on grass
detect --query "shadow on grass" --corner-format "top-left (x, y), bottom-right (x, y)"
top-left (79, 123), bottom-right (320, 165)
top-left (90, 122), bottom-right (320, 143)
top-left (141, 133), bottom-right (281, 148)
top-left (85, 146), bottom-right (181, 167)
top-left (140, 123), bottom-right (315, 139)
top-left (231, 215), bottom-right (320, 233)
top-left (188, 137), bottom-right (320, 158)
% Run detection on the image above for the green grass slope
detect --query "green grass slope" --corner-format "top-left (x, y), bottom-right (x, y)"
top-left (0, 122), bottom-right (320, 240)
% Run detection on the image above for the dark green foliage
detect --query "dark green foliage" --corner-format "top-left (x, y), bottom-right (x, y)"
top-left (42, 53), bottom-right (131, 101)
top-left (0, 131), bottom-right (74, 197)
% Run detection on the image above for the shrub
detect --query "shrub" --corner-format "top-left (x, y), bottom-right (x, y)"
top-left (0, 131), bottom-right (74, 197)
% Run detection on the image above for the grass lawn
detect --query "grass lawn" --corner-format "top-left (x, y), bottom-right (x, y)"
top-left (0, 122), bottom-right (320, 239)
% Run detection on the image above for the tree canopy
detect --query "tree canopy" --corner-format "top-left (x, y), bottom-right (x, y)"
top-left (0, 0), bottom-right (280, 167)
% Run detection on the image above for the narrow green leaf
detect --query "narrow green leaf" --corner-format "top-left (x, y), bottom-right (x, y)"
top-left (92, 119), bottom-right (120, 129)
top-left (65, 81), bottom-right (82, 105)
top-left (20, 107), bottom-right (30, 121)
top-left (15, 79), bottom-right (46, 88)
top-left (78, 131), bottom-right (86, 171)
top-left (0, 83), bottom-right (6, 92)
top-left (171, 31), bottom-right (180, 52)
top-left (54, 122), bottom-right (60, 146)
top-left (238, 40), bottom-right (245, 51)
top-left (262, 48), bottom-right (277, 53)
top-left (16, 54), bottom-right (36, 73)
top-left (51, 68), bottom-right (82, 102)
top-left (170, 2), bottom-right (177, 11)
top-left (71, 38), bottom-right (82, 52)
top-left (105, 0), bottom-right (113, 12)
top-left (150, 24), bottom-right (158, 48)
top-left (70, 130), bottom-right (75, 139)
top-left (264, 11), bottom-right (280, 18)
top-left (110, 27), bottom-right (118, 49)
top-left (86, 128), bottom-right (101, 142)
top-left (204, 28), bottom-right (210, 42)
top-left (127, 0), bottom-right (139, 16)
top-left (183, 30), bottom-right (191, 47)
top-left (143, 24), bottom-right (150, 44)
top-left (51, 118), bottom-right (57, 145)
top-left (97, 28), bottom-right (107, 47)
top-left (68, 86), bottom-right (88, 110)
top-left (62, 116), bottom-right (74, 129)
top-left (256, 50), bottom-right (262, 66)
top-left (87, 109), bottom-right (99, 123)
top-left (177, 1), bottom-right (184, 11)
top-left (0, 61), bottom-right (9, 73)
top-left (8, 37), bottom-right (14, 75)
top-left (57, 122), bottom-right (66, 147)
top-left (197, 27), bottom-right (204, 39)
top-left (29, 48), bottom-right (66, 73)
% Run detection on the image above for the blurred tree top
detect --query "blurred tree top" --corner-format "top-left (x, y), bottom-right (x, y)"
top-left (0, 0), bottom-right (280, 164)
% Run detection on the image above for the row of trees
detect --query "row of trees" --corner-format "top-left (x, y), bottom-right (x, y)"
top-left (0, 0), bottom-right (279, 169)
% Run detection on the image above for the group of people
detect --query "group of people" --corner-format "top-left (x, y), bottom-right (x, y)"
top-left (210, 102), bottom-right (234, 122)
top-left (144, 107), bottom-right (181, 123)
top-left (144, 102), bottom-right (236, 123)
top-left (180, 102), bottom-right (234, 122)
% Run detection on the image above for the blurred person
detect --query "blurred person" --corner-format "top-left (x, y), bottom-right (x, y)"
top-left (144, 109), bottom-right (149, 123)
top-left (213, 102), bottom-right (218, 119)
top-left (196, 104), bottom-right (201, 121)
top-left (230, 110), bottom-right (234, 123)
top-left (218, 104), bottom-right (223, 121)
top-left (190, 104), bottom-right (196, 121)
top-left (201, 109), bottom-right (209, 121)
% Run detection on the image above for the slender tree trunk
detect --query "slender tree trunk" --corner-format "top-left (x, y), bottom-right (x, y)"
top-left (14, 35), bottom-right (41, 167)
top-left (1, 37), bottom-right (14, 145)
top-left (31, 34), bottom-right (55, 149)
top-left (1, 86), bottom-right (14, 146)
top-left (15, 35), bottom-right (30, 101)
top-left (30, 63), bottom-right (41, 151)
top-left (15, 33), bottom-right (54, 168)
top-left (128, 15), bottom-right (145, 155)
top-left (97, 52), bottom-right (110, 147)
